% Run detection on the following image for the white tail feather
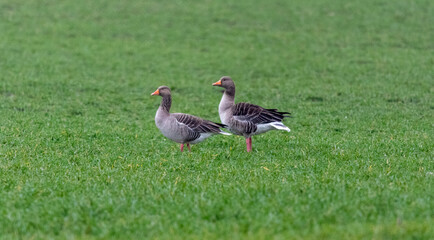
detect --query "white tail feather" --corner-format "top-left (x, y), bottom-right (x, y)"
top-left (219, 131), bottom-right (232, 135)
top-left (270, 122), bottom-right (291, 132)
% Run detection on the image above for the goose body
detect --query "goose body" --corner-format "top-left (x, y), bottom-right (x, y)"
top-left (213, 77), bottom-right (291, 152)
top-left (152, 86), bottom-right (230, 152)
top-left (219, 102), bottom-right (290, 138)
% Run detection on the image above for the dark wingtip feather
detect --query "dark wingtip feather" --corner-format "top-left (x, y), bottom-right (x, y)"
top-left (213, 122), bottom-right (227, 128)
top-left (265, 108), bottom-right (292, 118)
top-left (278, 111), bottom-right (292, 118)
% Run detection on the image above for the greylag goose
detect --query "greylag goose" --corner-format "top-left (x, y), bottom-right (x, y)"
top-left (151, 86), bottom-right (230, 152)
top-left (212, 77), bottom-right (291, 152)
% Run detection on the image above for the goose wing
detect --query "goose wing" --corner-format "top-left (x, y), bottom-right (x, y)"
top-left (173, 113), bottom-right (225, 134)
top-left (232, 102), bottom-right (291, 124)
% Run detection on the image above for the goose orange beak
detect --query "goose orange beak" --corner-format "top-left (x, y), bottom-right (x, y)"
top-left (151, 89), bottom-right (159, 96)
top-left (212, 80), bottom-right (222, 86)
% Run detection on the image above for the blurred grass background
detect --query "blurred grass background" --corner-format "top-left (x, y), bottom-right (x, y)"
top-left (0, 0), bottom-right (433, 239)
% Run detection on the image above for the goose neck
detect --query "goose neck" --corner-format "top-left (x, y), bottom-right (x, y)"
top-left (159, 95), bottom-right (171, 113)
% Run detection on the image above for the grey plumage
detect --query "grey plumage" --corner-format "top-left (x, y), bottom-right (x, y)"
top-left (152, 86), bottom-right (230, 150)
top-left (232, 103), bottom-right (291, 124)
top-left (213, 76), bottom-right (291, 139)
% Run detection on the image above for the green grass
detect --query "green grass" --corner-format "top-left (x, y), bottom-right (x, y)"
top-left (0, 0), bottom-right (433, 239)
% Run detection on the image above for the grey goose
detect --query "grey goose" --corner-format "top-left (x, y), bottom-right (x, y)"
top-left (151, 86), bottom-right (230, 152)
top-left (212, 77), bottom-right (291, 152)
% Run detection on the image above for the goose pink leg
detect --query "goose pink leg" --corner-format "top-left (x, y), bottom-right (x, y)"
top-left (187, 143), bottom-right (191, 152)
top-left (180, 144), bottom-right (184, 152)
top-left (246, 137), bottom-right (252, 152)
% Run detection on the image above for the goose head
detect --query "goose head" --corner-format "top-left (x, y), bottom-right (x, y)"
top-left (212, 76), bottom-right (235, 90)
top-left (151, 86), bottom-right (171, 97)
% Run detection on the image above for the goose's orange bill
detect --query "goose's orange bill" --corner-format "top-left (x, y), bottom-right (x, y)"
top-left (151, 89), bottom-right (159, 96)
top-left (212, 80), bottom-right (222, 86)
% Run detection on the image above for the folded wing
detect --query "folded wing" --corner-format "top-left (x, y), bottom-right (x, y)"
top-left (173, 113), bottom-right (226, 134)
top-left (232, 102), bottom-right (291, 124)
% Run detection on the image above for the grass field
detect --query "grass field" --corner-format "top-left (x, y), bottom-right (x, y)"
top-left (1, 0), bottom-right (433, 239)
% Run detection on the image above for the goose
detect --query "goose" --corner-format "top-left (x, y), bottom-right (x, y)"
top-left (212, 76), bottom-right (291, 152)
top-left (151, 86), bottom-right (230, 152)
